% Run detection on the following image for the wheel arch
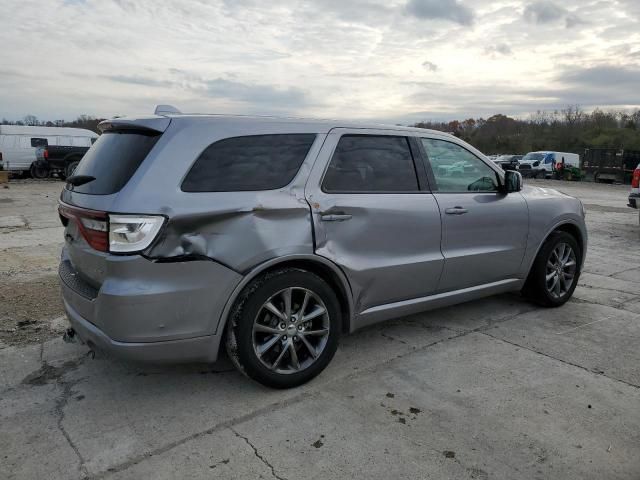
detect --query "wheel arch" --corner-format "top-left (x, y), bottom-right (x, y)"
top-left (64, 154), bottom-right (82, 165)
top-left (215, 254), bottom-right (354, 336)
top-left (552, 222), bottom-right (584, 260)
top-left (525, 219), bottom-right (586, 280)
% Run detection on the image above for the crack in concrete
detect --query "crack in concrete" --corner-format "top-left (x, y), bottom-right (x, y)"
top-left (94, 330), bottom-right (478, 478)
top-left (230, 427), bottom-right (288, 480)
top-left (479, 330), bottom-right (640, 390)
top-left (84, 303), bottom-right (638, 478)
top-left (54, 375), bottom-right (90, 479)
top-left (578, 281), bottom-right (640, 296)
top-left (18, 353), bottom-right (90, 478)
top-left (569, 297), bottom-right (640, 316)
top-left (606, 265), bottom-right (639, 277)
top-left (92, 391), bottom-right (314, 479)
top-left (379, 331), bottom-right (408, 345)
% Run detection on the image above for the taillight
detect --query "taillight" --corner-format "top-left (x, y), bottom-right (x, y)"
top-left (108, 215), bottom-right (164, 252)
top-left (43, 149), bottom-right (49, 159)
top-left (632, 168), bottom-right (640, 188)
top-left (58, 203), bottom-right (163, 253)
top-left (59, 204), bottom-right (108, 252)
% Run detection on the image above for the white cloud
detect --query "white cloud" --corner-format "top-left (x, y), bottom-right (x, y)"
top-left (0, 0), bottom-right (638, 122)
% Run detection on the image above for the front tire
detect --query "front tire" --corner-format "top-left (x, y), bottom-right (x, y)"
top-left (523, 231), bottom-right (581, 307)
top-left (225, 268), bottom-right (341, 388)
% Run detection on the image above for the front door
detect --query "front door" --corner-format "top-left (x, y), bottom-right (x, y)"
top-left (419, 137), bottom-right (529, 292)
top-left (305, 129), bottom-right (444, 319)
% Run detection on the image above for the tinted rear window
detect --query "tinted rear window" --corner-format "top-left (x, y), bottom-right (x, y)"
top-left (68, 131), bottom-right (160, 195)
top-left (322, 135), bottom-right (419, 192)
top-left (182, 134), bottom-right (316, 192)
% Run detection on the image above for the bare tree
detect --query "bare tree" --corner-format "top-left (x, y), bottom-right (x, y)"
top-left (22, 115), bottom-right (38, 126)
top-left (562, 105), bottom-right (585, 126)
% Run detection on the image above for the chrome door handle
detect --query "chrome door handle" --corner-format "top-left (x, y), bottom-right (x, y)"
top-left (444, 207), bottom-right (468, 215)
top-left (320, 214), bottom-right (352, 222)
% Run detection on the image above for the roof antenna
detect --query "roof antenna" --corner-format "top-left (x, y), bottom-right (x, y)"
top-left (154, 104), bottom-right (182, 115)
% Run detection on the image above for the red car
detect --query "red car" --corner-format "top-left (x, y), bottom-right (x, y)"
top-left (629, 163), bottom-right (640, 225)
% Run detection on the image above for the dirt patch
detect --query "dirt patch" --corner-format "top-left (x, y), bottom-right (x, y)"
top-left (0, 274), bottom-right (65, 347)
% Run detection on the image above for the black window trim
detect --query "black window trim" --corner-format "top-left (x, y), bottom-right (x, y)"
top-left (417, 136), bottom-right (504, 194)
top-left (320, 133), bottom-right (428, 194)
top-left (180, 133), bottom-right (318, 193)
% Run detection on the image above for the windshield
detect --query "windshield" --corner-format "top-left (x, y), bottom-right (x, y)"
top-left (522, 153), bottom-right (545, 162)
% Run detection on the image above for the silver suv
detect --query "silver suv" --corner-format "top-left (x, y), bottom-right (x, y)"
top-left (59, 108), bottom-right (587, 388)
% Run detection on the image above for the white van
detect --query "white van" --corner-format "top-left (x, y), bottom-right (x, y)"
top-left (0, 126), bottom-right (98, 175)
top-left (518, 151), bottom-right (579, 178)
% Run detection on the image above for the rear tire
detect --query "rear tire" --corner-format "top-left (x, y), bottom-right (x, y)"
top-left (30, 162), bottom-right (50, 179)
top-left (522, 231), bottom-right (581, 307)
top-left (225, 268), bottom-right (341, 388)
top-left (66, 160), bottom-right (80, 178)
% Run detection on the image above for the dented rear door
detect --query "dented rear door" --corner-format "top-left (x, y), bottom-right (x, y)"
top-left (305, 128), bottom-right (444, 321)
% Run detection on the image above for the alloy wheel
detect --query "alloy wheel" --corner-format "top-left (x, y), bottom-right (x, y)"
top-left (545, 242), bottom-right (577, 299)
top-left (252, 287), bottom-right (330, 374)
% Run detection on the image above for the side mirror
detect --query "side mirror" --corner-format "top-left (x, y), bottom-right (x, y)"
top-left (503, 170), bottom-right (523, 193)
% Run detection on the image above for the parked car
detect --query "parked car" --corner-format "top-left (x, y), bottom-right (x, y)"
top-left (494, 154), bottom-right (523, 171)
top-left (628, 163), bottom-right (639, 214)
top-left (58, 107), bottom-right (587, 388)
top-left (0, 125), bottom-right (97, 176)
top-left (34, 144), bottom-right (93, 179)
top-left (518, 151), bottom-right (579, 178)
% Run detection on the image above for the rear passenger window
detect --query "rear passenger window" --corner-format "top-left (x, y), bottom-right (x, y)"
top-left (30, 138), bottom-right (48, 148)
top-left (182, 134), bottom-right (316, 192)
top-left (322, 135), bottom-right (418, 192)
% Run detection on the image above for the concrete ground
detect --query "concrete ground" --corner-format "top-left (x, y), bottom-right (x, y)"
top-left (1, 178), bottom-right (639, 480)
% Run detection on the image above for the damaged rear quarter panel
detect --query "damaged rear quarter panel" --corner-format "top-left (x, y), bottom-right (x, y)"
top-left (146, 191), bottom-right (316, 272)
top-left (113, 118), bottom-right (331, 272)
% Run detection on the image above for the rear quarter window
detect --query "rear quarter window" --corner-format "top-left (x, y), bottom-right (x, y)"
top-left (182, 134), bottom-right (316, 192)
top-left (68, 130), bottom-right (160, 195)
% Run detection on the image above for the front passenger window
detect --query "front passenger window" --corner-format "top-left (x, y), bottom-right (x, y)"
top-left (421, 138), bottom-right (499, 192)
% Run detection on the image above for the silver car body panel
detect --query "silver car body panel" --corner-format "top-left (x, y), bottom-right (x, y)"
top-left (305, 129), bottom-right (445, 318)
top-left (58, 114), bottom-right (587, 363)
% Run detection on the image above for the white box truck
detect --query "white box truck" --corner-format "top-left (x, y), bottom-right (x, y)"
top-left (518, 151), bottom-right (579, 178)
top-left (0, 125), bottom-right (97, 176)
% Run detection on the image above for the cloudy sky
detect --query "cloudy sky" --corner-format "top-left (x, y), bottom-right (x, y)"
top-left (1, 0), bottom-right (639, 123)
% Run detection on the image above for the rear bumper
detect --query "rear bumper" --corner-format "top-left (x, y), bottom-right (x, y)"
top-left (59, 247), bottom-right (242, 363)
top-left (64, 298), bottom-right (221, 363)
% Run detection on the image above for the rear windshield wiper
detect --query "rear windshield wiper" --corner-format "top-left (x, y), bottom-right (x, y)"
top-left (66, 175), bottom-right (96, 187)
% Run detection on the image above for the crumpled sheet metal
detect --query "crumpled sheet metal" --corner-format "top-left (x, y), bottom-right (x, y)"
top-left (146, 192), bottom-right (314, 273)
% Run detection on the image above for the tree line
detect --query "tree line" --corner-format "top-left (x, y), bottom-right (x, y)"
top-left (1, 115), bottom-right (105, 133)
top-left (412, 106), bottom-right (640, 155)
top-left (4, 106), bottom-right (640, 155)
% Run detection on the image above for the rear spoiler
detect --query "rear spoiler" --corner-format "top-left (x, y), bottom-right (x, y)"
top-left (98, 116), bottom-right (171, 134)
